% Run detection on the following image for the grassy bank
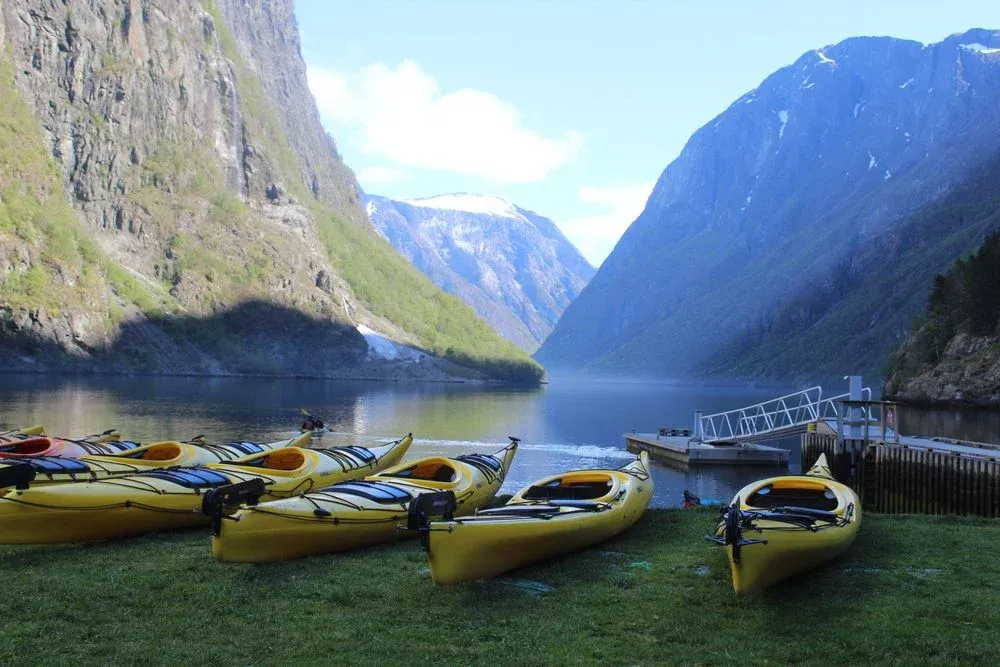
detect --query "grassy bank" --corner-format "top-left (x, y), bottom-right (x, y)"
top-left (1, 510), bottom-right (998, 665)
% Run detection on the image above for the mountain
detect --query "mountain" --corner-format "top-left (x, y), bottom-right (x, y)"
top-left (883, 212), bottom-right (1000, 406)
top-left (0, 0), bottom-right (541, 383)
top-left (364, 193), bottom-right (594, 352)
top-left (537, 29), bottom-right (1000, 384)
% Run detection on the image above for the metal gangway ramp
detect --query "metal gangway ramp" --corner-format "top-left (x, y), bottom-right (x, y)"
top-left (696, 385), bottom-right (871, 444)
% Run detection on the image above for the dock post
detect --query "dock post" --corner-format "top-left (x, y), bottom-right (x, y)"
top-left (693, 411), bottom-right (703, 442)
top-left (835, 403), bottom-right (845, 454)
top-left (847, 375), bottom-right (863, 441)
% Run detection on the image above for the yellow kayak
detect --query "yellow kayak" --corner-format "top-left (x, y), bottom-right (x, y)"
top-left (419, 451), bottom-right (653, 585)
top-left (708, 453), bottom-right (862, 594)
top-left (0, 434), bottom-right (413, 544)
top-left (0, 433), bottom-right (311, 491)
top-left (210, 438), bottom-right (519, 562)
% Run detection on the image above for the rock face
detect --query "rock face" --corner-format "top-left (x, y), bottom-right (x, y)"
top-left (883, 220), bottom-right (1000, 406)
top-left (0, 0), bottom-right (540, 382)
top-left (364, 193), bottom-right (594, 352)
top-left (537, 29), bottom-right (1000, 383)
top-left (885, 332), bottom-right (1000, 406)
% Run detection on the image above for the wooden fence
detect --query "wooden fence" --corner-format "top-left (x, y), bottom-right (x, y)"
top-left (801, 434), bottom-right (1000, 518)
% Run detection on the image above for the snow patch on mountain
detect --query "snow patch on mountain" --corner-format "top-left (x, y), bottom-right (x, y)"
top-left (816, 50), bottom-right (836, 66)
top-left (357, 325), bottom-right (424, 362)
top-left (777, 109), bottom-right (789, 138)
top-left (401, 194), bottom-right (522, 219)
top-left (961, 43), bottom-right (1000, 55)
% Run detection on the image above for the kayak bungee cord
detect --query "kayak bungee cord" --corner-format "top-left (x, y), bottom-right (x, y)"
top-left (705, 499), bottom-right (856, 563)
top-left (236, 484), bottom-right (479, 524)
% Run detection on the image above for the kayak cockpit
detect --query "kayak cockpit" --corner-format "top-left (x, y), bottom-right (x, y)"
top-left (0, 438), bottom-right (53, 455)
top-left (223, 448), bottom-right (307, 473)
top-left (110, 442), bottom-right (184, 462)
top-left (746, 479), bottom-right (839, 511)
top-left (382, 459), bottom-right (457, 483)
top-left (521, 473), bottom-right (617, 502)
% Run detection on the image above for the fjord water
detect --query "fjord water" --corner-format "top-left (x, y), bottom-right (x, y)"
top-left (1, 375), bottom-right (995, 507)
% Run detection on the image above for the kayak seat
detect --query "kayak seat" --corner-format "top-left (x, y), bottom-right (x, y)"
top-left (139, 444), bottom-right (182, 461)
top-left (262, 449), bottom-right (305, 470)
top-left (138, 467), bottom-right (232, 489)
top-left (524, 478), bottom-right (613, 501)
top-left (748, 484), bottom-right (838, 511)
top-left (3, 456), bottom-right (91, 474)
top-left (329, 481), bottom-right (412, 504)
top-left (230, 449), bottom-right (305, 471)
top-left (384, 461), bottom-right (456, 482)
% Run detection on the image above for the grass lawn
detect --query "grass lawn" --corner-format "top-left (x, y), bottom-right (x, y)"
top-left (1, 509), bottom-right (999, 665)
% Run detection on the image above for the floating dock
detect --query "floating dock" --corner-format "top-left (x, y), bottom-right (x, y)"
top-left (624, 432), bottom-right (789, 467)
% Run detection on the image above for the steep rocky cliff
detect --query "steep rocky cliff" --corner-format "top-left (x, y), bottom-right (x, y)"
top-left (0, 0), bottom-right (540, 382)
top-left (365, 193), bottom-right (594, 352)
top-left (537, 29), bottom-right (1000, 384)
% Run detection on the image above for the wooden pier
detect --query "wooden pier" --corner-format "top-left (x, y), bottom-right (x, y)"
top-left (625, 432), bottom-right (789, 468)
top-left (802, 427), bottom-right (1000, 518)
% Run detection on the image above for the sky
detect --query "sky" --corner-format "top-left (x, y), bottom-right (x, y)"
top-left (295, 1), bottom-right (998, 266)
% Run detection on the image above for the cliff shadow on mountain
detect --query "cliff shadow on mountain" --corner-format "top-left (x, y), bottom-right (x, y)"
top-left (0, 300), bottom-right (368, 378)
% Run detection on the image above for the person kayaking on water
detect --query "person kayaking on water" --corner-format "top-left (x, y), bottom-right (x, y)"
top-left (301, 414), bottom-right (325, 432)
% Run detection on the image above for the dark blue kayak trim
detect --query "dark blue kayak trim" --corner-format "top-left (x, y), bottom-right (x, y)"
top-left (137, 467), bottom-right (231, 489)
top-left (2, 456), bottom-right (91, 474)
top-left (327, 481), bottom-right (412, 504)
top-left (228, 441), bottom-right (264, 455)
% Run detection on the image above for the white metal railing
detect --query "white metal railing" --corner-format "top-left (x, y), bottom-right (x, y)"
top-left (698, 386), bottom-right (872, 443)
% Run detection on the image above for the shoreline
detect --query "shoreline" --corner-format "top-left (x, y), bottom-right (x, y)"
top-left (0, 367), bottom-right (547, 387)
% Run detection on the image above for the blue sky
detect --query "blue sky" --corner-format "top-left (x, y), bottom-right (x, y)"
top-left (296, 1), bottom-right (998, 265)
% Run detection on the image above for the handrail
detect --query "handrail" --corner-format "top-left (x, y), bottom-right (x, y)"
top-left (699, 386), bottom-right (872, 443)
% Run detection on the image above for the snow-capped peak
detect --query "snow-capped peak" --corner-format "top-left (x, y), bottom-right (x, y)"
top-left (401, 193), bottom-right (522, 218)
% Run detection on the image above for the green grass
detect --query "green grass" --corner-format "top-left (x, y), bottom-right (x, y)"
top-left (1, 510), bottom-right (998, 665)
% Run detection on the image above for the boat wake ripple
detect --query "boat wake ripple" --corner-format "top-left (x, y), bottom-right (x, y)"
top-left (312, 432), bottom-right (634, 461)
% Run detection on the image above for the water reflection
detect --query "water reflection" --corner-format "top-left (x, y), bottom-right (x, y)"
top-left (6, 375), bottom-right (990, 507)
top-left (901, 405), bottom-right (1000, 445)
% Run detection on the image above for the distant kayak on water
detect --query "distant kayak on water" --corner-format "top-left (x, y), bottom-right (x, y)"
top-left (299, 409), bottom-right (327, 437)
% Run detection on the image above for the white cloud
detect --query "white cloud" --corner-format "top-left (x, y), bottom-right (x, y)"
top-left (558, 182), bottom-right (656, 267)
top-left (307, 61), bottom-right (582, 183)
top-left (356, 166), bottom-right (404, 184)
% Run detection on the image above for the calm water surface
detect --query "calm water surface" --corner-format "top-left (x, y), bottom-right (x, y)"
top-left (1, 374), bottom-right (995, 507)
